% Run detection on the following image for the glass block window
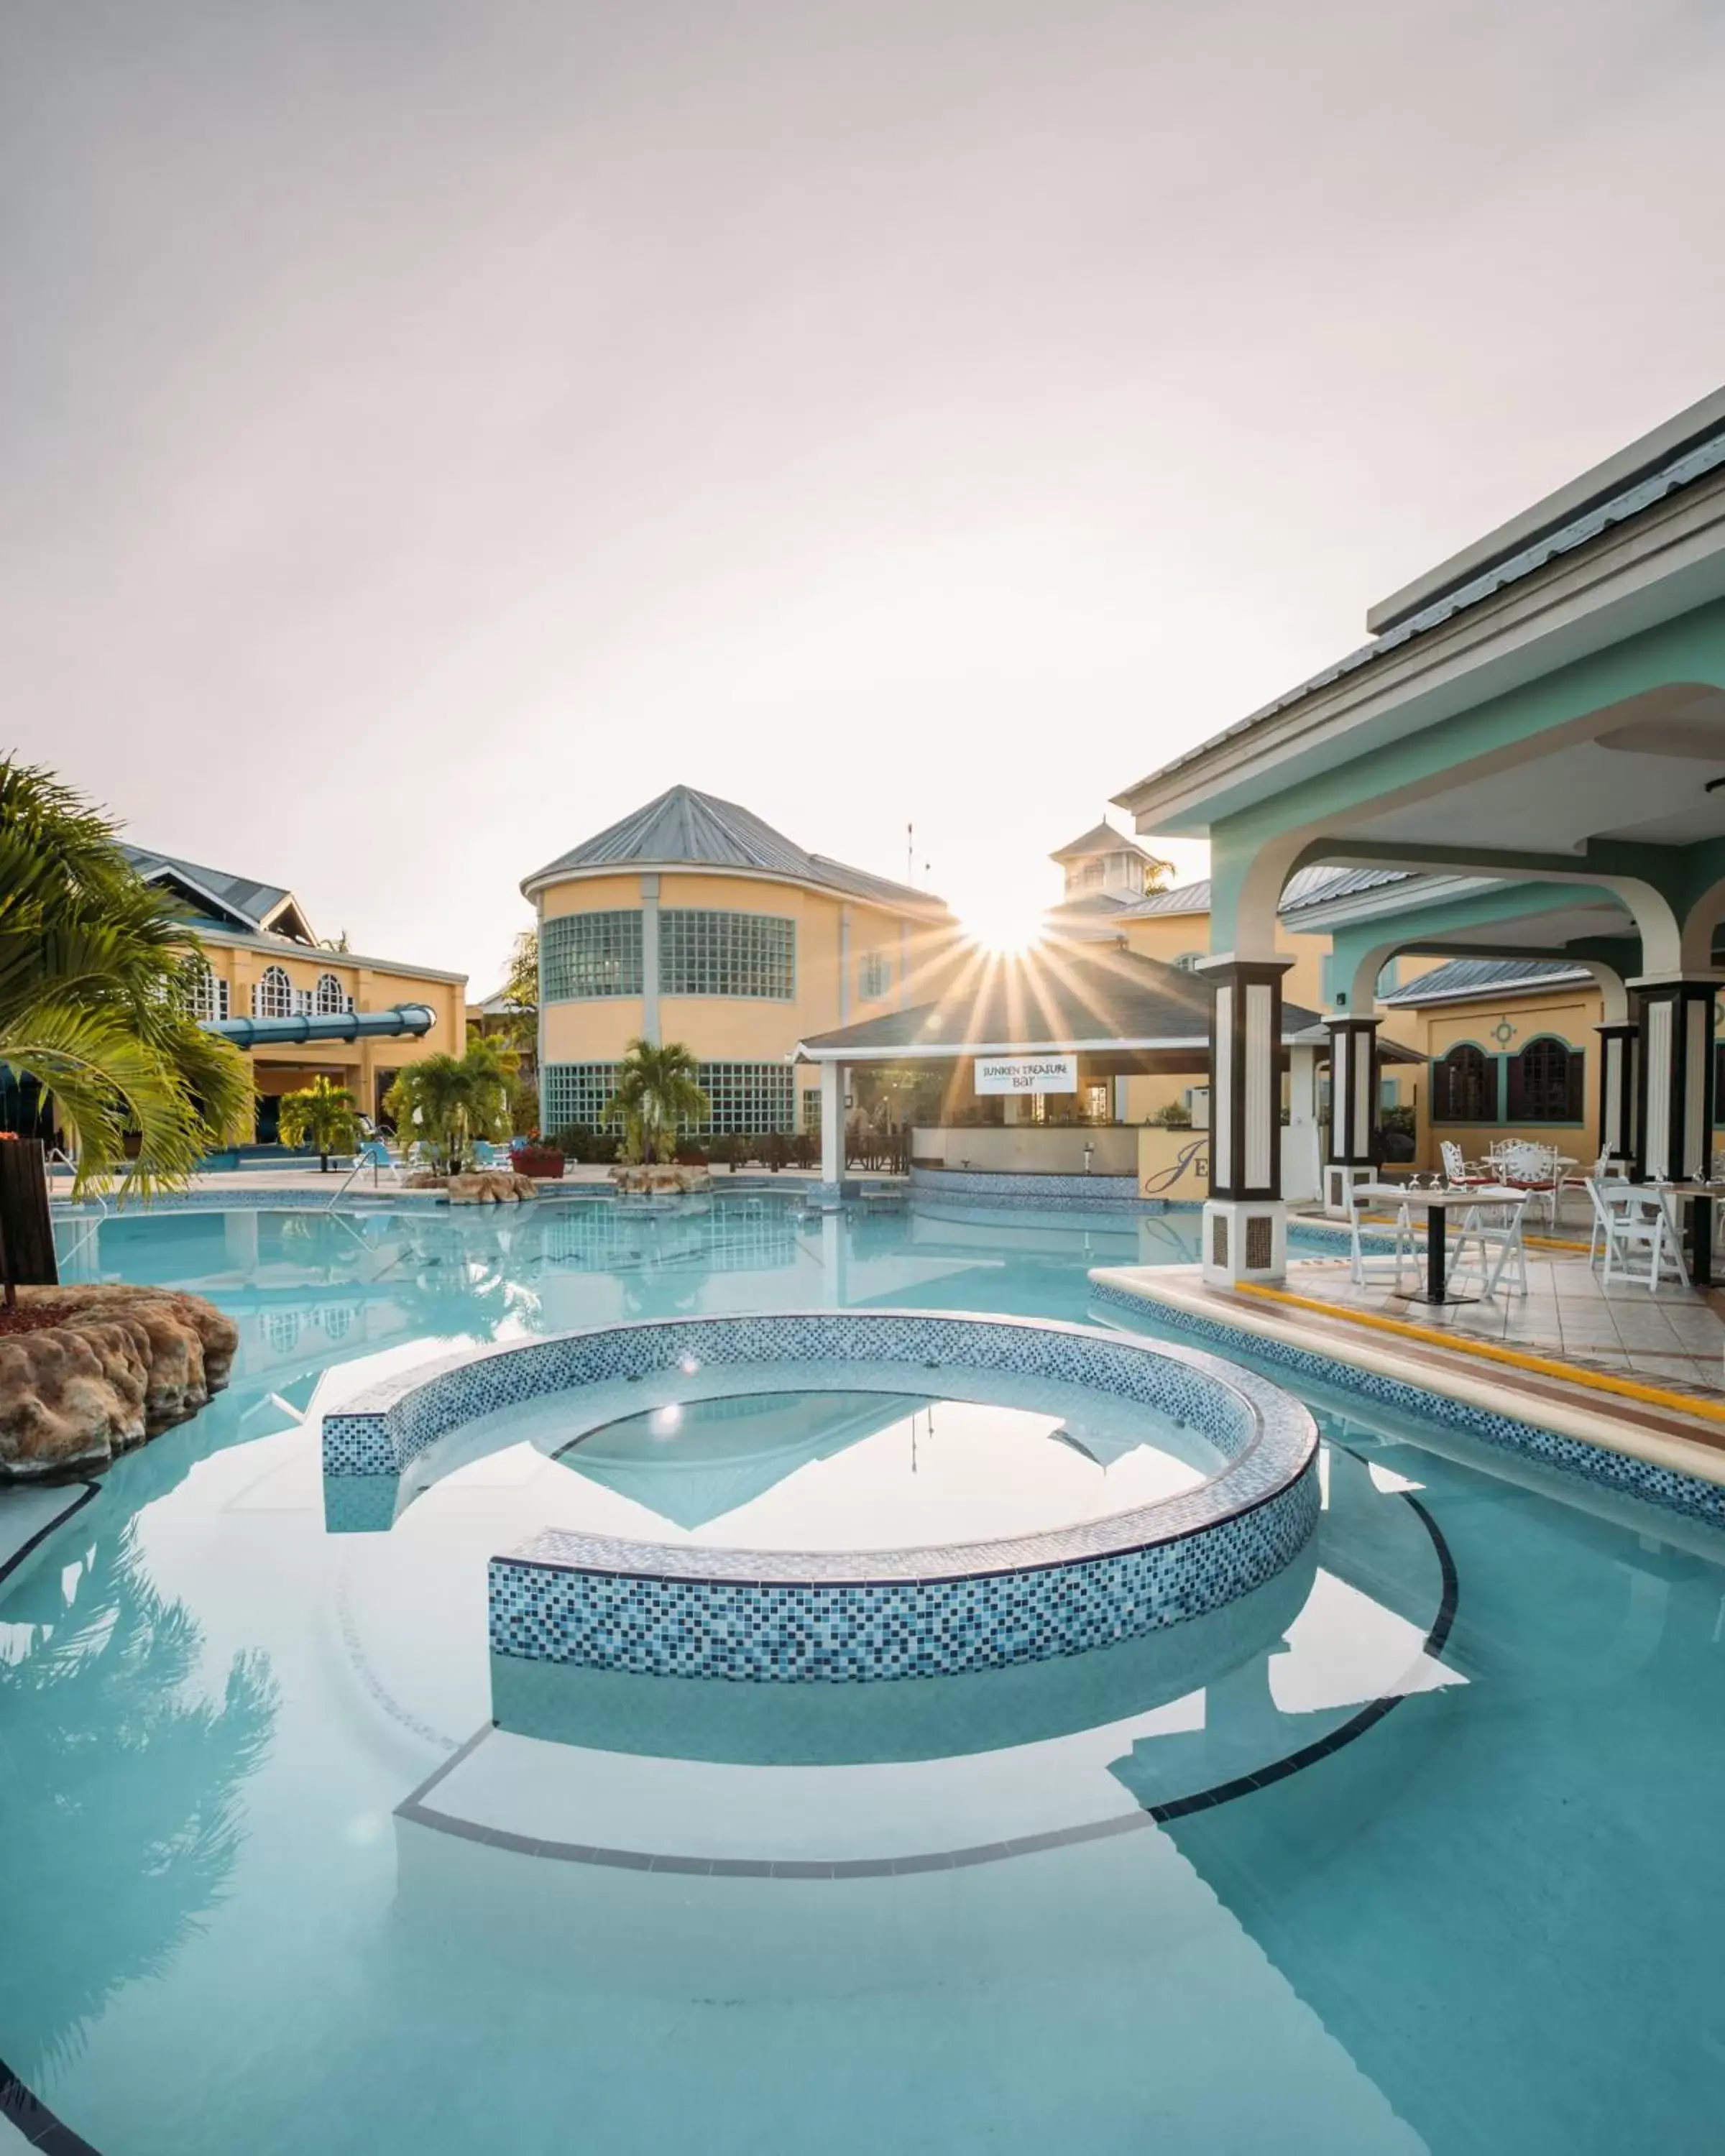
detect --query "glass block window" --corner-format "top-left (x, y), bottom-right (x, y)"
top-left (541, 1063), bottom-right (621, 1132)
top-left (691, 1061), bottom-right (794, 1135)
top-left (660, 911), bottom-right (794, 1000)
top-left (254, 964), bottom-right (293, 1018)
top-left (858, 950), bottom-right (890, 1000)
top-left (802, 1086), bottom-right (822, 1134)
top-left (315, 971), bottom-right (351, 1015)
top-left (541, 911), bottom-right (643, 1001)
top-left (543, 1058), bottom-right (792, 1137)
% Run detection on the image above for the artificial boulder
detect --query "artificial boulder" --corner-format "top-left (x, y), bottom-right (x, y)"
top-left (610, 1164), bottom-right (712, 1195)
top-left (446, 1171), bottom-right (538, 1205)
top-left (0, 1284), bottom-right (239, 1481)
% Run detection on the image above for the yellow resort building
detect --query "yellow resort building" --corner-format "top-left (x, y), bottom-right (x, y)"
top-left (523, 786), bottom-right (960, 1139)
top-left (123, 845), bottom-right (466, 1142)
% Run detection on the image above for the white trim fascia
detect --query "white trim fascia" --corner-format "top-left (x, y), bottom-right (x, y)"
top-left (1279, 875), bottom-right (1509, 935)
top-left (1111, 467), bottom-right (1725, 834)
top-left (187, 924), bottom-right (467, 985)
top-left (522, 857), bottom-right (953, 919)
top-left (138, 862), bottom-right (262, 934)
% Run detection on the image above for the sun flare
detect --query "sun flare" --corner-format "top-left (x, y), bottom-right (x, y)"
top-left (958, 891), bottom-right (1048, 955)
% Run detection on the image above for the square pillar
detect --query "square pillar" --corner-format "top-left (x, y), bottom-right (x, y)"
top-left (1324, 1015), bottom-right (1379, 1217)
top-left (819, 1061), bottom-right (845, 1187)
top-left (1197, 956), bottom-right (1292, 1285)
top-left (1631, 977), bottom-right (1719, 1183)
top-left (1596, 1021), bottom-right (1638, 1173)
top-left (1284, 1041), bottom-right (1320, 1207)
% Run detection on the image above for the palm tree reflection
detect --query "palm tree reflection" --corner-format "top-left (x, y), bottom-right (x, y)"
top-left (0, 1521), bottom-right (278, 2080)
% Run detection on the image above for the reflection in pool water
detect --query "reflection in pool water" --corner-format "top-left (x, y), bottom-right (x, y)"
top-left (3, 1192), bottom-right (1722, 2155)
top-left (549, 1387), bottom-right (1211, 1545)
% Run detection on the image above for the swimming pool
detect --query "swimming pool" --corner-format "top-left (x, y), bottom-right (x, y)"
top-left (4, 1194), bottom-right (1722, 2153)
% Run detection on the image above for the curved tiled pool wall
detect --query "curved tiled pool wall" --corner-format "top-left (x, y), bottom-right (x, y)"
top-left (321, 1311), bottom-right (1318, 1683)
top-left (1088, 1276), bottom-right (1725, 1531)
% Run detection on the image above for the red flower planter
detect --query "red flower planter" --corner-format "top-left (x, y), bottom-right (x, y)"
top-left (511, 1148), bottom-right (565, 1179)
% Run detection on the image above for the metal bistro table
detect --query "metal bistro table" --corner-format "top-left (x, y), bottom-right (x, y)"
top-left (1356, 1183), bottom-right (1507, 1307)
top-left (1662, 1181), bottom-right (1722, 1289)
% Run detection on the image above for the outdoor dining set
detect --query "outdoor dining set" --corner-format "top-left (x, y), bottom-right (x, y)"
top-left (1345, 1137), bottom-right (1725, 1307)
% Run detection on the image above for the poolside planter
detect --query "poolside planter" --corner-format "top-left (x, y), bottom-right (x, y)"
top-left (0, 1138), bottom-right (58, 1289)
top-left (512, 1148), bottom-right (565, 1179)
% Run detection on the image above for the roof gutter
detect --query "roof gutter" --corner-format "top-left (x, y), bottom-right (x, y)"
top-left (203, 1003), bottom-right (436, 1050)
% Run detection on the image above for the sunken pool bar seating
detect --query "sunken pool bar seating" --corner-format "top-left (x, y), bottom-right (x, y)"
top-left (321, 1312), bottom-right (1318, 1682)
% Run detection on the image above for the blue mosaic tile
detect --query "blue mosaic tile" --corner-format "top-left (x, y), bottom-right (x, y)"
top-left (320, 1308), bottom-right (1320, 1682)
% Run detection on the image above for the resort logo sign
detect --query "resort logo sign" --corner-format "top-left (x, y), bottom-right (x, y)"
top-left (975, 1054), bottom-right (1078, 1095)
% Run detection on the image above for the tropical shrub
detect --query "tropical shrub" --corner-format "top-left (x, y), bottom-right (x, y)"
top-left (601, 1040), bottom-right (710, 1164)
top-left (275, 1077), bottom-right (359, 1171)
top-left (384, 1039), bottom-right (514, 1173)
top-left (0, 758), bottom-right (251, 1194)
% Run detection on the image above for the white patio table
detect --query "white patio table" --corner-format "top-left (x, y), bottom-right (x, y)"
top-left (1353, 1183), bottom-right (1526, 1307)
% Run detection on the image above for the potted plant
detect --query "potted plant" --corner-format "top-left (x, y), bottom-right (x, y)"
top-left (510, 1133), bottom-right (565, 1179)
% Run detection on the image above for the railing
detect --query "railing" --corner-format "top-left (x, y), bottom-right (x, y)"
top-left (325, 1143), bottom-right (408, 1210)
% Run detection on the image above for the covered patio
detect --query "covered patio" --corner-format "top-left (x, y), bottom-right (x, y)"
top-left (794, 939), bottom-right (1419, 1204)
top-left (1104, 384), bottom-right (1725, 1436)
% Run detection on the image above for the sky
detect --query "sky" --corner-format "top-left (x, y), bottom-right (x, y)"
top-left (6, 0), bottom-right (1725, 985)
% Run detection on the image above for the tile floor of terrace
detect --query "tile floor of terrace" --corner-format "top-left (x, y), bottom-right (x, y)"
top-left (1287, 1241), bottom-right (1725, 1399)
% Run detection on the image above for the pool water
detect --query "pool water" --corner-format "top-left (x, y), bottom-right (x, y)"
top-left (4, 1194), bottom-right (1724, 2155)
top-left (533, 1386), bottom-right (1215, 1546)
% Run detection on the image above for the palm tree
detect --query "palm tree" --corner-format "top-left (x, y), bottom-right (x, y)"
top-left (0, 760), bottom-right (252, 1195)
top-left (383, 1038), bottom-right (514, 1173)
top-left (275, 1075), bottom-right (359, 1172)
top-left (602, 1038), bottom-right (711, 1163)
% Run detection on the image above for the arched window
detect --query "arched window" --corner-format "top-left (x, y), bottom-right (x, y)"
top-left (180, 956), bottom-right (228, 1021)
top-left (1508, 1036), bottom-right (1583, 1122)
top-left (314, 971), bottom-right (349, 1015)
top-left (1433, 1044), bottom-right (1494, 1123)
top-left (254, 964), bottom-right (293, 1018)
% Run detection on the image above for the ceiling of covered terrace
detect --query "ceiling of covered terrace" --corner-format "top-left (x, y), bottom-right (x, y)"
top-left (1113, 385), bottom-right (1725, 966)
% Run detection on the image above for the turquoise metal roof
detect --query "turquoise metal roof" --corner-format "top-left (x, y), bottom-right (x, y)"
top-left (523, 785), bottom-right (944, 911)
top-left (122, 844), bottom-right (296, 935)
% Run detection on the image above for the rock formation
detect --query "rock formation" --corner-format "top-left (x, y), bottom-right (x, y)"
top-left (0, 1285), bottom-right (239, 1482)
top-left (610, 1164), bottom-right (713, 1195)
top-left (446, 1170), bottom-right (538, 1204)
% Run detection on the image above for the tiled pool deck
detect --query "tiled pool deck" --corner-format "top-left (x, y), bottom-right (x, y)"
top-left (1094, 1196), bottom-right (1725, 1501)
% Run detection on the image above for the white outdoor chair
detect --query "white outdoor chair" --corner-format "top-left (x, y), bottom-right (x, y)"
top-left (1498, 1140), bottom-right (1562, 1230)
top-left (1346, 1191), bottom-right (1420, 1292)
top-left (1439, 1139), bottom-right (1491, 1188)
top-left (1584, 1156), bottom-right (1629, 1263)
top-left (1586, 1178), bottom-right (1690, 1291)
top-left (1450, 1190), bottom-right (1530, 1299)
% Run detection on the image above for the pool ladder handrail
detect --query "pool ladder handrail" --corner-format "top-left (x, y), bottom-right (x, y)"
top-left (326, 1142), bottom-right (410, 1212)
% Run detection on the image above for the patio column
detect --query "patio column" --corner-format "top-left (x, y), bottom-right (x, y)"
top-left (1631, 978), bottom-right (1719, 1183)
top-left (1596, 1021), bottom-right (1638, 1174)
top-left (1197, 956), bottom-right (1291, 1286)
top-left (1323, 1016), bottom-right (1379, 1217)
top-left (1284, 1041), bottom-right (1320, 1206)
top-left (819, 1060), bottom-right (845, 1188)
